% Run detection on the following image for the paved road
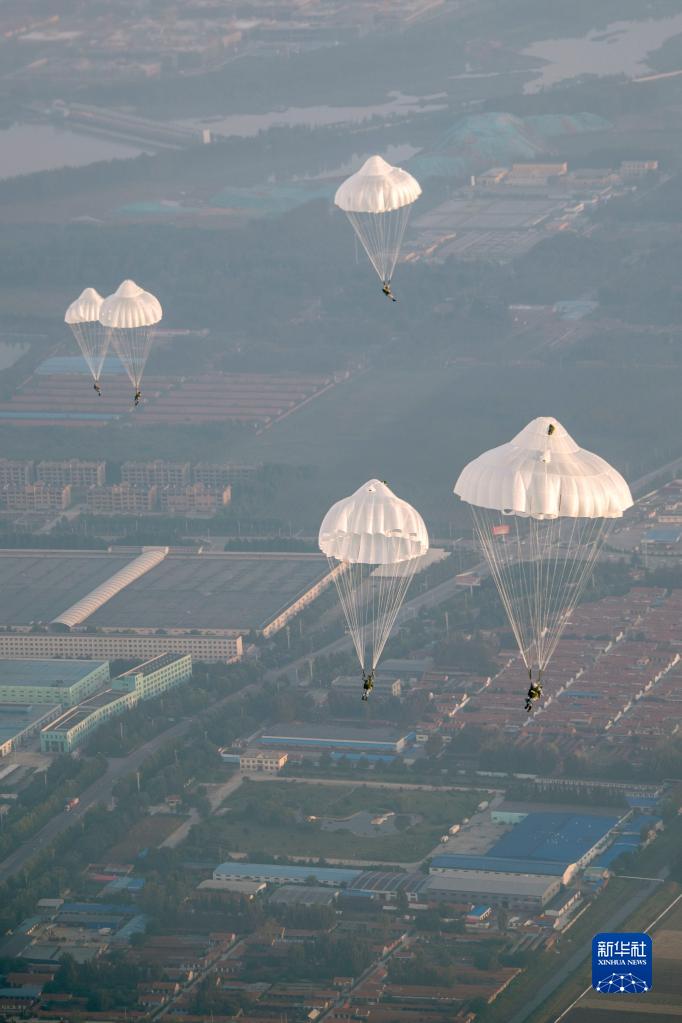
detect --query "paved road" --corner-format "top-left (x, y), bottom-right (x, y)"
top-left (0, 684), bottom-right (258, 884)
top-left (506, 871), bottom-right (668, 1023)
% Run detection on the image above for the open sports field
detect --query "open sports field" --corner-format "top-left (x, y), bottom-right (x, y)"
top-left (185, 780), bottom-right (482, 864)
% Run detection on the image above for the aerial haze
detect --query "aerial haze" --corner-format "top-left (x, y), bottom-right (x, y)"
top-left (0, 3), bottom-right (682, 1023)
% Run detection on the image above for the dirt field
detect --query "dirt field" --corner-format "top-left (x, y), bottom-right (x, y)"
top-left (106, 814), bottom-right (181, 860)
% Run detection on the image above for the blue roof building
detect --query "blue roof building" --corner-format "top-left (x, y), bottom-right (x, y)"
top-left (213, 862), bottom-right (361, 887)
top-left (486, 812), bottom-right (620, 868)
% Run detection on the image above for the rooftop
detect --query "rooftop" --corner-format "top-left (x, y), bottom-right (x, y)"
top-left (214, 862), bottom-right (361, 885)
top-left (0, 703), bottom-right (61, 744)
top-left (44, 689), bottom-right (129, 732)
top-left (117, 653), bottom-right (188, 678)
top-left (0, 659), bottom-right (107, 687)
top-left (486, 812), bottom-right (621, 864)
top-left (426, 872), bottom-right (557, 897)
top-left (269, 885), bottom-right (338, 906)
top-left (429, 855), bottom-right (569, 877)
top-left (261, 724), bottom-right (411, 743)
top-left (0, 549), bottom-right (332, 633)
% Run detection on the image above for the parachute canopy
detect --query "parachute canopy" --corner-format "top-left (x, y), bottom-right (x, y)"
top-left (455, 417), bottom-right (632, 520)
top-left (65, 287), bottom-right (103, 326)
top-left (100, 279), bottom-right (162, 393)
top-left (454, 418), bottom-right (632, 676)
top-left (334, 156), bottom-right (421, 285)
top-left (99, 279), bottom-right (162, 330)
top-left (320, 479), bottom-right (428, 673)
top-left (64, 287), bottom-right (109, 386)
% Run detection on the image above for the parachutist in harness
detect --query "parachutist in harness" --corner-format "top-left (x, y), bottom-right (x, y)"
top-left (382, 281), bottom-right (397, 302)
top-left (361, 670), bottom-right (375, 701)
top-left (134, 390), bottom-right (141, 407)
top-left (93, 381), bottom-right (102, 397)
top-left (525, 671), bottom-right (543, 713)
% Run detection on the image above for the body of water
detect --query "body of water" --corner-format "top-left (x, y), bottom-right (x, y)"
top-left (0, 341), bottom-right (29, 370)
top-left (524, 14), bottom-right (682, 93)
top-left (181, 91), bottom-right (448, 138)
top-left (0, 123), bottom-right (150, 181)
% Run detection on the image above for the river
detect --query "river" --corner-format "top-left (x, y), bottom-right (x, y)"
top-left (524, 13), bottom-right (682, 93)
top-left (0, 122), bottom-right (150, 181)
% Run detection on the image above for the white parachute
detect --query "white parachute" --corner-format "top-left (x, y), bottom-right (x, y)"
top-left (99, 279), bottom-right (162, 405)
top-left (334, 155), bottom-right (421, 291)
top-left (454, 417), bottom-right (632, 685)
top-left (319, 479), bottom-right (429, 690)
top-left (65, 288), bottom-right (108, 393)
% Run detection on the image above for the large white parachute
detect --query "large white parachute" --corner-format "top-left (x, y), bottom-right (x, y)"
top-left (334, 155), bottom-right (421, 287)
top-left (319, 479), bottom-right (429, 678)
top-left (454, 417), bottom-right (632, 679)
top-left (99, 279), bottom-right (162, 402)
top-left (65, 288), bottom-right (108, 390)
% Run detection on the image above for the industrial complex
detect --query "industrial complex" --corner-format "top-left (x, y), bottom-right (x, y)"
top-left (0, 548), bottom-right (336, 662)
top-left (0, 654), bottom-right (193, 756)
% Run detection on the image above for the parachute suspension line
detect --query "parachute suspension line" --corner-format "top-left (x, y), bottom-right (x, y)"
top-left (327, 557), bottom-right (420, 673)
top-left (329, 560), bottom-right (367, 670)
top-left (471, 508), bottom-right (611, 675)
top-left (68, 322), bottom-right (110, 382)
top-left (107, 326), bottom-right (155, 390)
top-left (371, 557), bottom-right (418, 670)
top-left (345, 207), bottom-right (412, 283)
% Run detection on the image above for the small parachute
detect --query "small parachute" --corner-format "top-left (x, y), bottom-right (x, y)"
top-left (319, 479), bottom-right (429, 691)
top-left (334, 155), bottom-right (421, 292)
top-left (65, 288), bottom-right (108, 393)
top-left (99, 280), bottom-right (162, 405)
top-left (454, 417), bottom-right (633, 692)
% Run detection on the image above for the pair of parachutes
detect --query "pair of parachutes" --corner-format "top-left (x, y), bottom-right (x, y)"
top-left (65, 280), bottom-right (162, 405)
top-left (320, 418), bottom-right (633, 702)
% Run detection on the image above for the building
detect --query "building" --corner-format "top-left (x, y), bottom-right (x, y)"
top-left (157, 483), bottom-right (231, 515)
top-left (0, 659), bottom-right (109, 707)
top-left (122, 461), bottom-right (191, 488)
top-left (213, 863), bottom-right (361, 887)
top-left (40, 688), bottom-right (138, 753)
top-left (430, 854), bottom-right (572, 884)
top-left (112, 653), bottom-right (192, 702)
top-left (620, 160), bottom-right (658, 178)
top-left (269, 885), bottom-right (339, 907)
top-left (196, 878), bottom-right (266, 898)
top-left (40, 654), bottom-right (192, 753)
top-left (36, 460), bottom-right (106, 488)
top-left (424, 871), bottom-right (561, 910)
top-left (192, 463), bottom-right (258, 488)
top-left (0, 632), bottom-right (241, 664)
top-left (483, 812), bottom-right (621, 872)
top-left (86, 483), bottom-right (157, 514)
top-left (0, 460), bottom-right (34, 487)
top-left (260, 723), bottom-right (414, 754)
top-left (0, 703), bottom-right (62, 757)
top-left (0, 548), bottom-right (334, 657)
top-left (331, 675), bottom-right (401, 698)
top-left (239, 748), bottom-right (288, 773)
top-left (0, 483), bottom-right (71, 512)
top-left (347, 872), bottom-right (426, 903)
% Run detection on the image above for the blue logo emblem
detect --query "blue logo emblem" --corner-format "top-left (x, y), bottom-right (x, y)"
top-left (592, 932), bottom-right (652, 994)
